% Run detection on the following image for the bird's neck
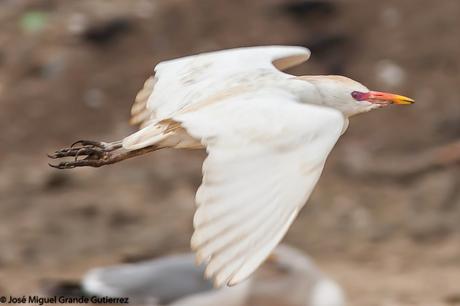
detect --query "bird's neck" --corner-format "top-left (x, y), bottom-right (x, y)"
top-left (288, 76), bottom-right (373, 117)
top-left (285, 77), bottom-right (337, 110)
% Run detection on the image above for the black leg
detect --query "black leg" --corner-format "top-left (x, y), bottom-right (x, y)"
top-left (48, 140), bottom-right (158, 169)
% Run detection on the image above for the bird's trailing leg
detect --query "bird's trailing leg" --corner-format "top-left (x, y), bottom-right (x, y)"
top-left (48, 139), bottom-right (158, 169)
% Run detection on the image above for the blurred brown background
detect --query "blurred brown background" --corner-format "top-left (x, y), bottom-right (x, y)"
top-left (0, 0), bottom-right (459, 305)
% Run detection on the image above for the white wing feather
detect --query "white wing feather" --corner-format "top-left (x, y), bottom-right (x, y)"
top-left (129, 46), bottom-right (310, 126)
top-left (124, 46), bottom-right (311, 147)
top-left (174, 89), bottom-right (345, 287)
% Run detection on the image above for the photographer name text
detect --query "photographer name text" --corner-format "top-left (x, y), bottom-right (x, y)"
top-left (1, 295), bottom-right (129, 305)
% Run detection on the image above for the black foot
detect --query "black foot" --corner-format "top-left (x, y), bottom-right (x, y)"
top-left (48, 140), bottom-right (122, 169)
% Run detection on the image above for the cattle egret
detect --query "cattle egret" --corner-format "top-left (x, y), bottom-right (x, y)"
top-left (49, 46), bottom-right (413, 287)
top-left (82, 245), bottom-right (344, 306)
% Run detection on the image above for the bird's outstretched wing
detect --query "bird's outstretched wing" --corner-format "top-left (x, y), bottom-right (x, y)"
top-left (129, 46), bottom-right (310, 127)
top-left (173, 89), bottom-right (345, 287)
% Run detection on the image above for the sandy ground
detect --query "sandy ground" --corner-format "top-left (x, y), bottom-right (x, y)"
top-left (0, 0), bottom-right (459, 305)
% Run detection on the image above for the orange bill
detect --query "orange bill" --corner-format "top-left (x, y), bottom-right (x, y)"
top-left (368, 91), bottom-right (415, 105)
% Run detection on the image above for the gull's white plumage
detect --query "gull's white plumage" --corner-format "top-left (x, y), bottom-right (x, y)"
top-left (122, 46), bottom-right (348, 287)
top-left (51, 45), bottom-right (412, 287)
top-left (81, 245), bottom-right (345, 306)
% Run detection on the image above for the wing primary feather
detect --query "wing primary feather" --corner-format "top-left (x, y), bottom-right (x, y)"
top-left (129, 76), bottom-right (157, 127)
top-left (210, 202), bottom-right (297, 286)
top-left (228, 210), bottom-right (299, 286)
top-left (204, 204), bottom-right (286, 283)
top-left (200, 195), bottom-right (284, 277)
top-left (192, 179), bottom-right (281, 257)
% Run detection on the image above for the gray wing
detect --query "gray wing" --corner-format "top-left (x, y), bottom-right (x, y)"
top-left (82, 254), bottom-right (213, 304)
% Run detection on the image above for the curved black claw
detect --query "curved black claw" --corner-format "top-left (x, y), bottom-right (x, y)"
top-left (48, 147), bottom-right (104, 159)
top-left (48, 157), bottom-right (105, 169)
top-left (48, 140), bottom-right (122, 169)
top-left (71, 140), bottom-right (106, 149)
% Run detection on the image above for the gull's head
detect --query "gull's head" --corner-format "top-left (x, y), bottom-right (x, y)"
top-left (298, 75), bottom-right (414, 117)
top-left (266, 245), bottom-right (345, 306)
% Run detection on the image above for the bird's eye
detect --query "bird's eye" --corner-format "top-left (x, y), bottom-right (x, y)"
top-left (351, 91), bottom-right (366, 101)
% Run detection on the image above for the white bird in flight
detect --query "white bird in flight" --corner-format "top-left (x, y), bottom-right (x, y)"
top-left (49, 46), bottom-right (414, 287)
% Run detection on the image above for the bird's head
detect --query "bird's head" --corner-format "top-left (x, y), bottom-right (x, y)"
top-left (266, 245), bottom-right (345, 306)
top-left (297, 75), bottom-right (414, 117)
top-left (266, 245), bottom-right (318, 276)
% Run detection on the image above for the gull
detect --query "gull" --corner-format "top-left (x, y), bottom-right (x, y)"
top-left (82, 245), bottom-right (345, 306)
top-left (49, 45), bottom-right (414, 287)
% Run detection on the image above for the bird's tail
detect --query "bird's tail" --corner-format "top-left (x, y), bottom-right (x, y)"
top-left (122, 121), bottom-right (172, 151)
